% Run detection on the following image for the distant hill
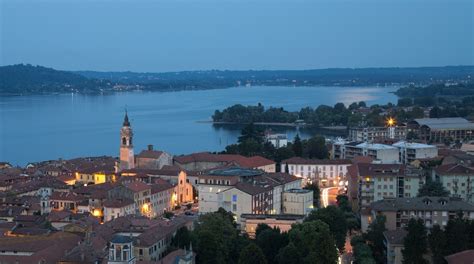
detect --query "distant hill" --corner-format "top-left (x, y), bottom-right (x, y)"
top-left (1, 64), bottom-right (473, 95)
top-left (0, 64), bottom-right (112, 95)
top-left (77, 66), bottom-right (474, 86)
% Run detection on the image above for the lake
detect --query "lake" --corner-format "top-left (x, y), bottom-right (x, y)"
top-left (0, 86), bottom-right (398, 166)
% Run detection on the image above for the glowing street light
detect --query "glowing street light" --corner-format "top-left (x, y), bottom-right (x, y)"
top-left (386, 117), bottom-right (396, 127)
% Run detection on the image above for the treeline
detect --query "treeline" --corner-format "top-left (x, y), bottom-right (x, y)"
top-left (170, 194), bottom-right (359, 264)
top-left (395, 82), bottom-right (474, 98)
top-left (78, 66), bottom-right (474, 86)
top-left (0, 64), bottom-right (112, 95)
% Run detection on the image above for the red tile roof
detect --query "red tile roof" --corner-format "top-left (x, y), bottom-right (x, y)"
top-left (445, 249), bottom-right (474, 264)
top-left (150, 179), bottom-right (175, 194)
top-left (123, 181), bottom-right (151, 192)
top-left (50, 191), bottom-right (85, 202)
top-left (435, 164), bottom-right (474, 175)
top-left (174, 152), bottom-right (275, 168)
top-left (103, 198), bottom-right (135, 208)
top-left (136, 150), bottom-right (164, 159)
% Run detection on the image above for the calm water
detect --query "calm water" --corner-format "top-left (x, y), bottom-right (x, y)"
top-left (0, 86), bottom-right (397, 166)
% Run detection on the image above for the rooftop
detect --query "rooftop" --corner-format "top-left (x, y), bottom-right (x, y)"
top-left (174, 152), bottom-right (275, 168)
top-left (284, 188), bottom-right (311, 194)
top-left (207, 167), bottom-right (264, 177)
top-left (371, 196), bottom-right (474, 212)
top-left (412, 117), bottom-right (474, 130)
top-left (356, 142), bottom-right (398, 150)
top-left (392, 141), bottom-right (437, 149)
top-left (282, 157), bottom-right (352, 165)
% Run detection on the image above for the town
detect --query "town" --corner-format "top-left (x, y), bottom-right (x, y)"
top-left (0, 109), bottom-right (473, 264)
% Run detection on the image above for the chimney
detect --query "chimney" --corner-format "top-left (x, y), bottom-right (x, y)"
top-left (148, 145), bottom-right (154, 151)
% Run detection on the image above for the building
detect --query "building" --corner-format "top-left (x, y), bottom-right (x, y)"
top-left (332, 141), bottom-right (399, 164)
top-left (353, 163), bottom-right (425, 211)
top-left (240, 214), bottom-right (304, 238)
top-left (174, 152), bottom-right (276, 173)
top-left (149, 179), bottom-right (175, 217)
top-left (369, 196), bottom-right (474, 231)
top-left (435, 164), bottom-right (474, 203)
top-left (282, 189), bottom-right (313, 215)
top-left (120, 111), bottom-right (135, 171)
top-left (349, 126), bottom-right (406, 142)
top-left (407, 117), bottom-right (474, 143)
top-left (108, 235), bottom-right (136, 264)
top-left (198, 167), bottom-right (303, 221)
top-left (281, 157), bottom-right (352, 187)
top-left (265, 132), bottom-right (288, 148)
top-left (383, 230), bottom-right (407, 264)
top-left (50, 191), bottom-right (86, 213)
top-left (135, 145), bottom-right (173, 170)
top-left (103, 198), bottom-right (136, 222)
top-left (108, 181), bottom-right (151, 217)
top-left (392, 141), bottom-right (438, 164)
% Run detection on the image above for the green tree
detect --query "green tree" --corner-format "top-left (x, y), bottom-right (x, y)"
top-left (336, 194), bottom-right (351, 212)
top-left (276, 243), bottom-right (301, 264)
top-left (365, 215), bottom-right (387, 264)
top-left (288, 221), bottom-right (338, 264)
top-left (303, 182), bottom-right (320, 208)
top-left (445, 216), bottom-right (469, 255)
top-left (398, 98), bottom-right (413, 107)
top-left (293, 134), bottom-right (303, 157)
top-left (304, 135), bottom-right (329, 159)
top-left (256, 227), bottom-right (289, 264)
top-left (238, 243), bottom-right (267, 264)
top-left (239, 123), bottom-right (264, 144)
top-left (255, 223), bottom-right (272, 238)
top-left (305, 206), bottom-right (347, 252)
top-left (193, 210), bottom-right (241, 264)
top-left (417, 180), bottom-right (450, 197)
top-left (428, 224), bottom-right (447, 264)
top-left (171, 226), bottom-right (191, 249)
top-left (402, 218), bottom-right (428, 264)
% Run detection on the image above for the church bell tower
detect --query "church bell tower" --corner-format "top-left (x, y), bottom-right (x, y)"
top-left (119, 111), bottom-right (135, 171)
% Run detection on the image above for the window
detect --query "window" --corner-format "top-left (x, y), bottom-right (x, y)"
top-left (232, 204), bottom-right (237, 211)
top-left (232, 194), bottom-right (237, 202)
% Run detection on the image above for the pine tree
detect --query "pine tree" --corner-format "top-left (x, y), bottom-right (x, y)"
top-left (402, 218), bottom-right (428, 264)
top-left (292, 134), bottom-right (303, 157)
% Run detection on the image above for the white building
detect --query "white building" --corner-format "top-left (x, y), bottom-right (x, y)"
top-left (103, 198), bottom-right (136, 222)
top-left (332, 141), bottom-right (400, 164)
top-left (349, 126), bottom-right (406, 142)
top-left (282, 189), bottom-right (313, 215)
top-left (435, 164), bottom-right (474, 203)
top-left (392, 141), bottom-right (438, 164)
top-left (265, 133), bottom-right (288, 148)
top-left (281, 157), bottom-right (352, 187)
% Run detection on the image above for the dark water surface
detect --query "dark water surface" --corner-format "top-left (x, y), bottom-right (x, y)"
top-left (0, 86), bottom-right (397, 165)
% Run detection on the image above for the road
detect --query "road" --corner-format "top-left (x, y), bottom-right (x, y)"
top-left (321, 187), bottom-right (339, 207)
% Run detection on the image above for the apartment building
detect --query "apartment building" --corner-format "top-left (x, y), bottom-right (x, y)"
top-left (332, 141), bottom-right (399, 164)
top-left (392, 141), bottom-right (438, 164)
top-left (281, 157), bottom-right (352, 187)
top-left (435, 164), bottom-right (474, 203)
top-left (354, 163), bottom-right (425, 211)
top-left (370, 196), bottom-right (474, 231)
top-left (349, 126), bottom-right (406, 142)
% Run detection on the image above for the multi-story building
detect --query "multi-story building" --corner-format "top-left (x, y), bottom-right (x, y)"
top-left (392, 141), bottom-right (438, 164)
top-left (103, 198), bottom-right (136, 222)
top-left (369, 196), bottom-right (474, 231)
top-left (108, 181), bottom-right (151, 216)
top-left (149, 180), bottom-right (175, 217)
top-left (354, 163), bottom-right (425, 211)
top-left (198, 167), bottom-right (303, 221)
top-left (50, 191), bottom-right (86, 213)
top-left (282, 189), bottom-right (313, 215)
top-left (435, 164), bottom-right (474, 203)
top-left (349, 126), bottom-right (406, 142)
top-left (407, 117), bottom-right (474, 143)
top-left (281, 157), bottom-right (351, 186)
top-left (174, 152), bottom-right (276, 173)
top-left (332, 141), bottom-right (399, 164)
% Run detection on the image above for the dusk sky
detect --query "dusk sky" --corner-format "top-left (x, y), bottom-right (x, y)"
top-left (1, 0), bottom-right (473, 72)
